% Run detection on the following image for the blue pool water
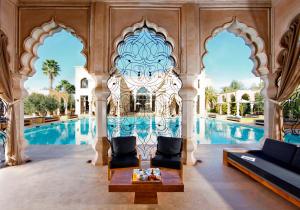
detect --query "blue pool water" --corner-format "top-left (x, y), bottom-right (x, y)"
top-left (24, 117), bottom-right (300, 145)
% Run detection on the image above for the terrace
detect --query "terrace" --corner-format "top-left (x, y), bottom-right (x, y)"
top-left (0, 0), bottom-right (300, 209)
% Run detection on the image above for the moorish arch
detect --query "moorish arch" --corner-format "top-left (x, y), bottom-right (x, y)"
top-left (107, 19), bottom-right (182, 159)
top-left (202, 17), bottom-right (269, 77)
top-left (20, 19), bottom-right (88, 77)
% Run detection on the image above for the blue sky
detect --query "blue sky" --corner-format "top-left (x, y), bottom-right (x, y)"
top-left (25, 29), bottom-right (260, 92)
top-left (25, 30), bottom-right (86, 91)
top-left (203, 30), bottom-right (260, 91)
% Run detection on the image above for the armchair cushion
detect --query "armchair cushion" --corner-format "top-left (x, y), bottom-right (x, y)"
top-left (157, 136), bottom-right (183, 157)
top-left (109, 155), bottom-right (139, 169)
top-left (262, 138), bottom-right (297, 164)
top-left (151, 154), bottom-right (181, 169)
top-left (111, 136), bottom-right (137, 157)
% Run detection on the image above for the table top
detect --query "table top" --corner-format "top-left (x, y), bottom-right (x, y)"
top-left (109, 168), bottom-right (184, 193)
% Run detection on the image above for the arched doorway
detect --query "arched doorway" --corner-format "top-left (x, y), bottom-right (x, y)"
top-left (19, 19), bottom-right (94, 148)
top-left (107, 20), bottom-right (182, 159)
top-left (197, 18), bottom-right (269, 145)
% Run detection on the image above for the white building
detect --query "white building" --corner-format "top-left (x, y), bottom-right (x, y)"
top-left (74, 66), bottom-right (96, 116)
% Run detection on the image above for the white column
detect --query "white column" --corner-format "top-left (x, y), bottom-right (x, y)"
top-left (92, 74), bottom-right (110, 166)
top-left (133, 93), bottom-right (136, 112)
top-left (227, 102), bottom-right (231, 115)
top-left (179, 74), bottom-right (198, 165)
top-left (89, 97), bottom-right (93, 116)
top-left (64, 101), bottom-right (68, 115)
top-left (250, 102), bottom-right (254, 115)
top-left (236, 102), bottom-right (240, 116)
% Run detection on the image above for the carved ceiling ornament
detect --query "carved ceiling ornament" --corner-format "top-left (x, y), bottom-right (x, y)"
top-left (20, 19), bottom-right (87, 77)
top-left (276, 14), bottom-right (300, 87)
top-left (202, 17), bottom-right (269, 77)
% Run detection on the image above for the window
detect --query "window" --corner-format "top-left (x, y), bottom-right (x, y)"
top-left (80, 78), bottom-right (88, 88)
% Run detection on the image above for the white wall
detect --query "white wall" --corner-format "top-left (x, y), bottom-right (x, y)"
top-left (74, 66), bottom-right (95, 115)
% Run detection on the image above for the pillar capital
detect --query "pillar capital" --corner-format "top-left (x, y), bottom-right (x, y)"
top-left (179, 74), bottom-right (198, 101)
top-left (92, 73), bottom-right (110, 101)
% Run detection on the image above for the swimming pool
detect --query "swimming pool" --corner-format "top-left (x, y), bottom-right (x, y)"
top-left (24, 117), bottom-right (300, 145)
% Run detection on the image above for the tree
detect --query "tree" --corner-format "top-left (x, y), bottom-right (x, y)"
top-left (250, 80), bottom-right (264, 91)
top-left (56, 80), bottom-right (75, 94)
top-left (24, 93), bottom-right (47, 116)
top-left (42, 59), bottom-right (60, 90)
top-left (254, 92), bottom-right (264, 114)
top-left (24, 93), bottom-right (59, 116)
top-left (205, 87), bottom-right (217, 112)
top-left (222, 80), bottom-right (245, 93)
top-left (44, 96), bottom-right (59, 115)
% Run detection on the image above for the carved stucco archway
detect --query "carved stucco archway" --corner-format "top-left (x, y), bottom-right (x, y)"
top-left (20, 19), bottom-right (88, 77)
top-left (106, 19), bottom-right (182, 159)
top-left (202, 18), bottom-right (269, 77)
top-left (202, 18), bottom-right (272, 140)
top-left (110, 18), bottom-right (179, 75)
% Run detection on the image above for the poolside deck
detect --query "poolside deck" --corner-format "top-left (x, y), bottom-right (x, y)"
top-left (0, 144), bottom-right (298, 210)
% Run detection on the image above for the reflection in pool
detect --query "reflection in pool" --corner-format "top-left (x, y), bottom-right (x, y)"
top-left (195, 118), bottom-right (264, 144)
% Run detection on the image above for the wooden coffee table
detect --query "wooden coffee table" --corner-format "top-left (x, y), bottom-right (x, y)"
top-left (108, 168), bottom-right (184, 204)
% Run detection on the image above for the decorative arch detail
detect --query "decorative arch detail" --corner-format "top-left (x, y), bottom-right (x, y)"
top-left (20, 19), bottom-right (87, 77)
top-left (276, 14), bottom-right (300, 86)
top-left (110, 18), bottom-right (178, 75)
top-left (202, 18), bottom-right (269, 77)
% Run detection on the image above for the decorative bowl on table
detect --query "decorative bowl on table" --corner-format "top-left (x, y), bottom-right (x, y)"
top-left (132, 168), bottom-right (162, 184)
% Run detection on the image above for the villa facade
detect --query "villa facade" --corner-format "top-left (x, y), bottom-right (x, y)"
top-left (217, 89), bottom-right (260, 116)
top-left (74, 66), bottom-right (96, 116)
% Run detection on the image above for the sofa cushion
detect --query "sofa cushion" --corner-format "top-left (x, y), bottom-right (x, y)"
top-left (262, 138), bottom-right (297, 164)
top-left (228, 152), bottom-right (300, 198)
top-left (109, 155), bottom-right (139, 169)
top-left (111, 136), bottom-right (136, 157)
top-left (151, 154), bottom-right (181, 169)
top-left (157, 136), bottom-right (182, 157)
top-left (291, 148), bottom-right (300, 173)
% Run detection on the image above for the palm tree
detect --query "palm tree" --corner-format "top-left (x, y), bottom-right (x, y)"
top-left (55, 80), bottom-right (75, 94)
top-left (42, 59), bottom-right (60, 90)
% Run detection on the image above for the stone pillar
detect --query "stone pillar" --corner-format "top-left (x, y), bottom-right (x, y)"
top-left (261, 74), bottom-right (278, 142)
top-left (179, 74), bottom-right (198, 165)
top-left (250, 102), bottom-right (254, 115)
top-left (227, 102), bottom-right (231, 115)
top-left (92, 74), bottom-right (110, 166)
top-left (6, 74), bottom-right (28, 165)
top-left (219, 104), bottom-right (222, 115)
top-left (236, 102), bottom-right (240, 116)
top-left (199, 72), bottom-right (206, 117)
top-left (133, 93), bottom-right (136, 112)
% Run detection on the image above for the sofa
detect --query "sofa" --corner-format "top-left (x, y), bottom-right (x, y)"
top-left (223, 138), bottom-right (300, 207)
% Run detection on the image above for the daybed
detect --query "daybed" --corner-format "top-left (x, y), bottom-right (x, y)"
top-left (223, 139), bottom-right (300, 207)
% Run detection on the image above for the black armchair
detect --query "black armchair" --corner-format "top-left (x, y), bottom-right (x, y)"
top-left (150, 136), bottom-right (183, 177)
top-left (108, 136), bottom-right (141, 180)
